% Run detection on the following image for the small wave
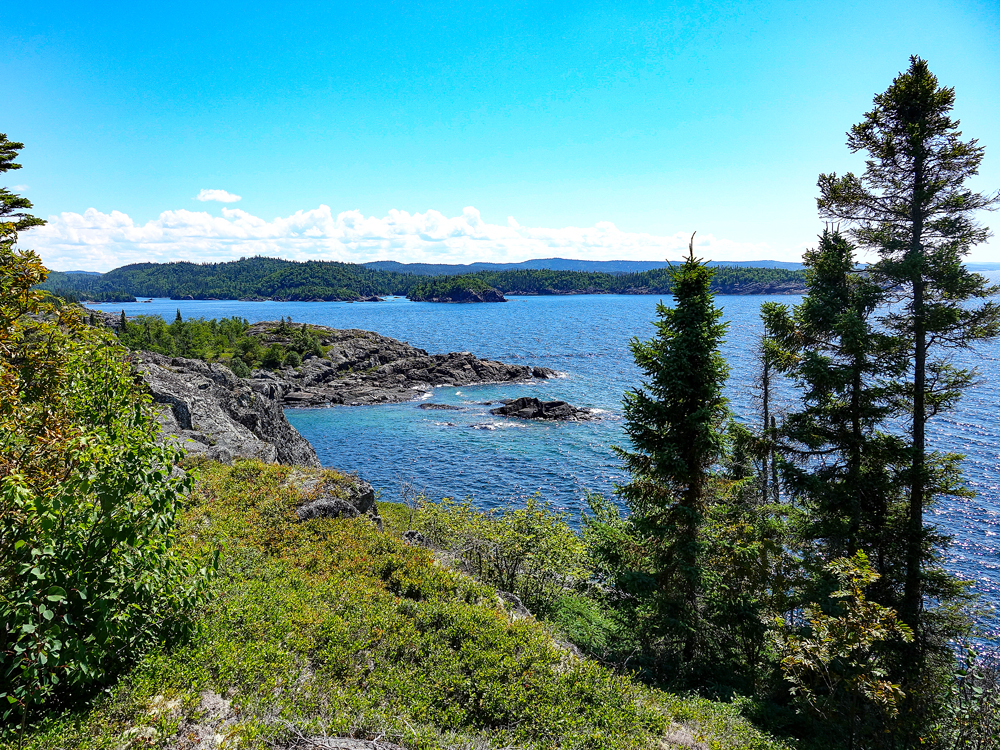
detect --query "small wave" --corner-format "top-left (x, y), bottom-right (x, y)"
top-left (469, 421), bottom-right (526, 431)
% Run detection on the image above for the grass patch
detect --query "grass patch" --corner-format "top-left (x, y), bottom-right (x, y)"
top-left (9, 461), bottom-right (791, 750)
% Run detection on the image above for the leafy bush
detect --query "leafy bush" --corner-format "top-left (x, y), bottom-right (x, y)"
top-left (283, 349), bottom-right (302, 368)
top-left (414, 495), bottom-right (588, 613)
top-left (777, 552), bottom-right (913, 747)
top-left (260, 343), bottom-right (286, 369)
top-left (289, 323), bottom-right (322, 357)
top-left (0, 243), bottom-right (215, 735)
top-left (228, 357), bottom-right (251, 378)
top-left (11, 461), bottom-right (791, 750)
top-left (118, 315), bottom-right (250, 360)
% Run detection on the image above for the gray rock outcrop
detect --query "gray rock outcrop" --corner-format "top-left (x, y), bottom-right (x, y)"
top-left (489, 396), bottom-right (593, 421)
top-left (135, 352), bottom-right (320, 466)
top-left (285, 468), bottom-right (376, 517)
top-left (246, 324), bottom-right (558, 407)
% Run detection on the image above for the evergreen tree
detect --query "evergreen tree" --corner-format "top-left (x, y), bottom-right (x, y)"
top-left (0, 133), bottom-right (44, 234)
top-left (614, 234), bottom-right (730, 666)
top-left (816, 56), bottom-right (1000, 636)
top-left (762, 229), bottom-right (909, 603)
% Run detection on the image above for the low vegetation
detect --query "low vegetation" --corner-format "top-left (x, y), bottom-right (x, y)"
top-left (6, 460), bottom-right (791, 750)
top-left (117, 314), bottom-right (322, 373)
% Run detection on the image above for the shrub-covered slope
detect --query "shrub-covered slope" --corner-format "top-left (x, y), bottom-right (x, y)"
top-left (13, 460), bottom-right (789, 750)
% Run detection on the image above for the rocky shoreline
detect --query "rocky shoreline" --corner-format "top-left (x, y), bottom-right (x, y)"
top-left (134, 324), bottom-right (559, 464)
top-left (243, 323), bottom-right (557, 407)
top-left (136, 351), bottom-right (321, 467)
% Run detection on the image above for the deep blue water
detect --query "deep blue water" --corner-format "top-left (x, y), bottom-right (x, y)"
top-left (92, 294), bottom-right (1000, 643)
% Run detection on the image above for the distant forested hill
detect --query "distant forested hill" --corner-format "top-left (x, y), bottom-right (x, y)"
top-left (364, 257), bottom-right (805, 274)
top-left (39, 256), bottom-right (807, 301)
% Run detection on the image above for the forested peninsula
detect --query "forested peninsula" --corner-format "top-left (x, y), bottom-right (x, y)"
top-left (39, 256), bottom-right (807, 302)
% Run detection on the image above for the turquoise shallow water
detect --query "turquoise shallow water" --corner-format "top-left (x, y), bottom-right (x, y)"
top-left (92, 294), bottom-right (1000, 644)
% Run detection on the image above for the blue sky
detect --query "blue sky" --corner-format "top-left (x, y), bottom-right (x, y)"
top-left (5, 0), bottom-right (999, 270)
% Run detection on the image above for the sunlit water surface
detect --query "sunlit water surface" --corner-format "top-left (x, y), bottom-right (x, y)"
top-left (93, 294), bottom-right (1000, 645)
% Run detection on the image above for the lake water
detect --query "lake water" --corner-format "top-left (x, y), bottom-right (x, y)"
top-left (91, 294), bottom-right (1000, 645)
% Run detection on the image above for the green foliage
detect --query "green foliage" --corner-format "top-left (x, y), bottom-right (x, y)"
top-left (5, 461), bottom-right (792, 750)
top-left (0, 208), bottom-right (214, 737)
top-left (407, 274), bottom-right (499, 301)
top-left (923, 649), bottom-right (1000, 750)
top-left (817, 55), bottom-right (1000, 633)
top-left (778, 552), bottom-right (913, 748)
top-left (0, 134), bottom-right (44, 233)
top-left (413, 495), bottom-right (588, 614)
top-left (260, 343), bottom-right (286, 369)
top-left (118, 314), bottom-right (251, 361)
top-left (283, 349), bottom-right (302, 368)
top-left (610, 237), bottom-right (730, 668)
top-left (289, 323), bottom-right (322, 358)
top-left (762, 230), bottom-right (912, 604)
top-left (228, 357), bottom-right (251, 378)
top-left (35, 255), bottom-right (807, 301)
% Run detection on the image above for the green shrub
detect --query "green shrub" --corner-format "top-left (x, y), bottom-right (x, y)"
top-left (414, 496), bottom-right (588, 613)
top-left (236, 335), bottom-right (263, 364)
top-left (0, 244), bottom-right (216, 736)
top-left (290, 324), bottom-right (322, 357)
top-left (228, 357), bottom-right (252, 378)
top-left (260, 343), bottom-right (285, 369)
top-left (283, 349), bottom-right (302, 368)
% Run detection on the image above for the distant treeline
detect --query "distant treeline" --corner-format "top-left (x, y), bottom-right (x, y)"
top-left (39, 256), bottom-right (807, 301)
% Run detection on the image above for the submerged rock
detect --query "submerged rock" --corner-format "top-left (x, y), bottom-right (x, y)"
top-left (136, 352), bottom-right (320, 466)
top-left (489, 396), bottom-right (593, 421)
top-left (418, 403), bottom-right (461, 410)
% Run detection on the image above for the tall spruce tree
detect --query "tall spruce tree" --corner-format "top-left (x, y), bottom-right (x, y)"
top-left (762, 229), bottom-right (909, 602)
top-left (615, 234), bottom-right (729, 665)
top-left (816, 57), bottom-right (1000, 635)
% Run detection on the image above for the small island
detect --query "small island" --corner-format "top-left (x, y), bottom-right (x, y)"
top-left (405, 275), bottom-right (507, 303)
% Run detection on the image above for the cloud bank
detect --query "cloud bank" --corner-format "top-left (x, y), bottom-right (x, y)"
top-left (24, 204), bottom-right (786, 272)
top-left (194, 188), bottom-right (242, 203)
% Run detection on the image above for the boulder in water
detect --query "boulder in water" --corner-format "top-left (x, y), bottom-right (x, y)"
top-left (489, 396), bottom-right (593, 421)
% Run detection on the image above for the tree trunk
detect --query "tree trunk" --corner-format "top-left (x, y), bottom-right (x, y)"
top-left (903, 155), bottom-right (927, 633)
top-left (904, 281), bottom-right (926, 630)
top-left (761, 354), bottom-right (770, 503)
top-left (770, 416), bottom-right (778, 504)
top-left (848, 367), bottom-right (862, 553)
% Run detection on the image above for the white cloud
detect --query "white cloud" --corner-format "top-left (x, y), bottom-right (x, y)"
top-left (22, 204), bottom-right (785, 272)
top-left (194, 188), bottom-right (242, 203)
top-left (12, 184), bottom-right (29, 192)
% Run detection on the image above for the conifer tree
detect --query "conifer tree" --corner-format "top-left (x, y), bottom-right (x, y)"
top-left (615, 233), bottom-right (729, 665)
top-left (762, 229), bottom-right (909, 603)
top-left (0, 133), bottom-right (43, 234)
top-left (816, 57), bottom-right (1000, 634)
